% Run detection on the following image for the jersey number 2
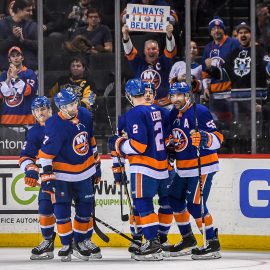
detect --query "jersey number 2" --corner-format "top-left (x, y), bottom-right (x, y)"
top-left (154, 121), bottom-right (164, 151)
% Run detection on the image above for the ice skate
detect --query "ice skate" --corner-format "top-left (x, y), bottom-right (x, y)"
top-left (160, 240), bottom-right (170, 258)
top-left (83, 239), bottom-right (102, 259)
top-left (134, 237), bottom-right (163, 261)
top-left (191, 229), bottom-right (221, 260)
top-left (128, 240), bottom-right (141, 259)
top-left (72, 241), bottom-right (91, 261)
top-left (58, 244), bottom-right (73, 262)
top-left (30, 232), bottom-right (56, 260)
top-left (163, 233), bottom-right (197, 257)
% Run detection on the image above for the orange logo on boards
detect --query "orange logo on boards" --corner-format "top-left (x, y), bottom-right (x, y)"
top-left (73, 131), bottom-right (89, 156)
top-left (172, 128), bottom-right (188, 152)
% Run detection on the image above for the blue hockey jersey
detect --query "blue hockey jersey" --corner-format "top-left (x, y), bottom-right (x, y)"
top-left (39, 107), bottom-right (97, 182)
top-left (169, 104), bottom-right (224, 177)
top-left (119, 104), bottom-right (169, 179)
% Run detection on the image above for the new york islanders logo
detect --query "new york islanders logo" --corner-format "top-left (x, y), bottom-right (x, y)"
top-left (73, 131), bottom-right (89, 156)
top-left (141, 68), bottom-right (161, 89)
top-left (172, 128), bottom-right (188, 152)
top-left (234, 50), bottom-right (251, 77)
top-left (5, 93), bottom-right (23, 107)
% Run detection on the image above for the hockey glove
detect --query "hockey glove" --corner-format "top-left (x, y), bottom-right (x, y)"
top-left (40, 172), bottom-right (56, 194)
top-left (24, 164), bottom-right (39, 187)
top-left (112, 164), bottom-right (127, 185)
top-left (108, 135), bottom-right (126, 156)
top-left (191, 130), bottom-right (212, 149)
top-left (93, 152), bottom-right (101, 184)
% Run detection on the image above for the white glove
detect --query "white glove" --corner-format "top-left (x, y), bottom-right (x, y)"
top-left (11, 79), bottom-right (25, 95)
top-left (0, 81), bottom-right (13, 97)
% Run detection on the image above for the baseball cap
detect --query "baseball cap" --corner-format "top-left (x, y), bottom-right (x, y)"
top-left (235, 22), bottom-right (251, 33)
top-left (8, 46), bottom-right (23, 56)
top-left (208, 16), bottom-right (225, 33)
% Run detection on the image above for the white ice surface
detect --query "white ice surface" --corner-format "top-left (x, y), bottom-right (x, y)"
top-left (0, 248), bottom-right (270, 270)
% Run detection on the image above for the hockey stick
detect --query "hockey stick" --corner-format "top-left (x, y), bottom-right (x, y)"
top-left (103, 83), bottom-right (130, 223)
top-left (192, 101), bottom-right (207, 248)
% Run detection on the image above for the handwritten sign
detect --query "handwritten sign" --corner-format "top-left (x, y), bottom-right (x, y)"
top-left (126, 4), bottom-right (170, 33)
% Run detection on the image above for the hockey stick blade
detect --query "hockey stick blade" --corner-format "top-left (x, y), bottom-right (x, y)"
top-left (121, 214), bottom-right (129, 222)
top-left (93, 219), bottom-right (110, 243)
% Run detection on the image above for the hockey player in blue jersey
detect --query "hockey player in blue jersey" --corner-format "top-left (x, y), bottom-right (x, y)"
top-left (164, 82), bottom-right (223, 260)
top-left (19, 96), bottom-right (55, 260)
top-left (114, 81), bottom-right (174, 258)
top-left (38, 88), bottom-right (101, 262)
top-left (109, 79), bottom-right (171, 261)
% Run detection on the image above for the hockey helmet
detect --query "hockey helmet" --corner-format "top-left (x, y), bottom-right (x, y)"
top-left (169, 82), bottom-right (191, 95)
top-left (125, 79), bottom-right (145, 97)
top-left (31, 96), bottom-right (51, 111)
top-left (54, 87), bottom-right (78, 109)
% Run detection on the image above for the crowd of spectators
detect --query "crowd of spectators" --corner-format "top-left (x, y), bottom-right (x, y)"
top-left (0, 0), bottom-right (270, 154)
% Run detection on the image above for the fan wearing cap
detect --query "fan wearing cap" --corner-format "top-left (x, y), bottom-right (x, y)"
top-left (201, 16), bottom-right (239, 126)
top-left (0, 46), bottom-right (38, 125)
top-left (207, 22), bottom-right (270, 120)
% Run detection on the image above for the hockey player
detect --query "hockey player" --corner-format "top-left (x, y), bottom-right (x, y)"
top-left (109, 79), bottom-right (171, 261)
top-left (38, 88), bottom-right (101, 262)
top-left (0, 46), bottom-right (38, 125)
top-left (19, 96), bottom-right (55, 260)
top-left (165, 82), bottom-right (223, 260)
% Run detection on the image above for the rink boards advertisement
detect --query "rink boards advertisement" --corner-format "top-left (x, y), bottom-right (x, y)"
top-left (0, 156), bottom-right (270, 250)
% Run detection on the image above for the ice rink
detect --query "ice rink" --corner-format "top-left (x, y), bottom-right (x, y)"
top-left (0, 248), bottom-right (270, 270)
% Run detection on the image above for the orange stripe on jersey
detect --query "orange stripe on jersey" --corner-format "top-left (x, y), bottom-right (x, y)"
top-left (0, 114), bottom-right (35, 125)
top-left (140, 213), bottom-right (159, 225)
top-left (130, 139), bottom-right (147, 154)
top-left (57, 221), bottom-right (72, 234)
top-left (193, 174), bottom-right (207, 204)
top-left (24, 84), bottom-right (32, 96)
top-left (195, 214), bottom-right (213, 229)
top-left (213, 131), bottom-right (224, 143)
top-left (18, 156), bottom-right (36, 166)
top-left (136, 173), bottom-right (142, 198)
top-left (126, 47), bottom-right (138, 61)
top-left (38, 150), bottom-right (55, 159)
top-left (73, 219), bottom-right (89, 233)
top-left (176, 153), bottom-right (218, 169)
top-left (158, 212), bottom-right (173, 225)
top-left (129, 214), bottom-right (141, 225)
top-left (210, 81), bottom-right (231, 93)
top-left (174, 210), bottom-right (190, 223)
top-left (164, 47), bottom-right (177, 58)
top-left (91, 137), bottom-right (96, 148)
top-left (129, 155), bottom-right (168, 170)
top-left (52, 155), bottom-right (95, 173)
top-left (40, 215), bottom-right (55, 227)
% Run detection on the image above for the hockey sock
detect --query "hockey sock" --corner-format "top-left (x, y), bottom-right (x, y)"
top-left (86, 217), bottom-right (94, 239)
top-left (73, 201), bottom-right (92, 243)
top-left (158, 197), bottom-right (173, 242)
top-left (187, 202), bottom-right (214, 240)
top-left (39, 200), bottom-right (55, 240)
top-left (169, 196), bottom-right (192, 237)
top-left (133, 198), bottom-right (159, 241)
top-left (54, 203), bottom-right (73, 245)
top-left (130, 207), bottom-right (142, 241)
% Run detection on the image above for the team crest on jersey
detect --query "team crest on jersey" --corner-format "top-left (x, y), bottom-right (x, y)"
top-left (73, 131), bottom-right (89, 155)
top-left (141, 68), bottom-right (161, 89)
top-left (234, 50), bottom-right (251, 77)
top-left (172, 128), bottom-right (188, 152)
top-left (5, 93), bottom-right (23, 107)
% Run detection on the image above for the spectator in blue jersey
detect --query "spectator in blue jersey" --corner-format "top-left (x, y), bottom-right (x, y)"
top-left (19, 96), bottom-right (56, 261)
top-left (0, 0), bottom-right (38, 71)
top-left (122, 23), bottom-right (176, 108)
top-left (64, 7), bottom-right (113, 54)
top-left (165, 82), bottom-right (223, 260)
top-left (202, 16), bottom-right (239, 127)
top-left (0, 46), bottom-right (38, 125)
